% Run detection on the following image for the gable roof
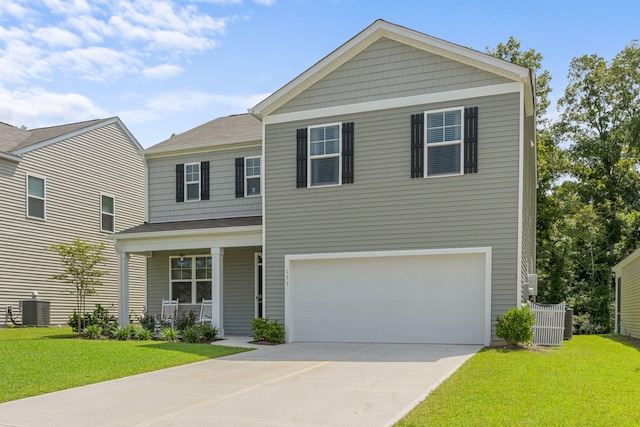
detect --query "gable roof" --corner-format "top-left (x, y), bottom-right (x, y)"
top-left (250, 19), bottom-right (535, 119)
top-left (145, 113), bottom-right (262, 156)
top-left (0, 117), bottom-right (142, 162)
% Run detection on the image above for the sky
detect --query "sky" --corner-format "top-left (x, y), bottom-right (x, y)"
top-left (1, 0), bottom-right (638, 148)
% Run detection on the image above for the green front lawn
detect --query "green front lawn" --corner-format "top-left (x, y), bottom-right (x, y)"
top-left (397, 335), bottom-right (640, 426)
top-left (0, 327), bottom-right (251, 403)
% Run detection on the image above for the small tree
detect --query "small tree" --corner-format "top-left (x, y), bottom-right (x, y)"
top-left (496, 304), bottom-right (536, 346)
top-left (49, 239), bottom-right (108, 333)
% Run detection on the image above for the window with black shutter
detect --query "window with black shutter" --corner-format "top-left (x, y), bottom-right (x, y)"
top-left (200, 161), bottom-right (210, 200)
top-left (411, 107), bottom-right (478, 178)
top-left (297, 122), bottom-right (354, 188)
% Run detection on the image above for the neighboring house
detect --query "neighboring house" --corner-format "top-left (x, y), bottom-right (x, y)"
top-left (112, 114), bottom-right (263, 336)
top-left (613, 250), bottom-right (640, 338)
top-left (0, 118), bottom-right (146, 326)
top-left (114, 20), bottom-right (536, 346)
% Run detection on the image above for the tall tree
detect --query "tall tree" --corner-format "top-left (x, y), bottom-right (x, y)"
top-left (557, 42), bottom-right (640, 331)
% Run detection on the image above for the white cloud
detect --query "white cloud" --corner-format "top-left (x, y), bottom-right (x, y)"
top-left (32, 26), bottom-right (82, 48)
top-left (50, 47), bottom-right (142, 82)
top-left (0, 0), bottom-right (29, 19)
top-left (252, 0), bottom-right (276, 5)
top-left (41, 0), bottom-right (92, 15)
top-left (0, 86), bottom-right (106, 128)
top-left (120, 90), bottom-right (271, 124)
top-left (142, 64), bottom-right (183, 79)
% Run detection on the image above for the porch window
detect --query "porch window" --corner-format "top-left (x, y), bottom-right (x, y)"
top-left (170, 255), bottom-right (212, 304)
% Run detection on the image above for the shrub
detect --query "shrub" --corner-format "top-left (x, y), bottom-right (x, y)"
top-left (176, 310), bottom-right (197, 332)
top-left (83, 324), bottom-right (102, 339)
top-left (200, 324), bottom-right (218, 341)
top-left (138, 309), bottom-right (156, 332)
top-left (112, 326), bottom-right (131, 341)
top-left (68, 304), bottom-right (117, 333)
top-left (160, 327), bottom-right (178, 342)
top-left (182, 325), bottom-right (200, 343)
top-left (496, 304), bottom-right (536, 346)
top-left (136, 328), bottom-right (152, 341)
top-left (251, 317), bottom-right (269, 341)
top-left (263, 320), bottom-right (285, 343)
top-left (252, 317), bottom-right (285, 343)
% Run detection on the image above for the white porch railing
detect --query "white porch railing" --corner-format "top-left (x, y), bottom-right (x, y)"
top-left (530, 302), bottom-right (566, 346)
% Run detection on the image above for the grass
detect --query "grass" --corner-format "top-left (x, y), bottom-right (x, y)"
top-left (0, 327), bottom-right (251, 403)
top-left (397, 335), bottom-right (640, 427)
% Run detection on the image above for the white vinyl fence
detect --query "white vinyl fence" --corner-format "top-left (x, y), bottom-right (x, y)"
top-left (530, 302), bottom-right (566, 346)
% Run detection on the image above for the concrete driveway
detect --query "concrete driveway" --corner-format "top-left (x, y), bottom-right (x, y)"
top-left (0, 338), bottom-right (480, 427)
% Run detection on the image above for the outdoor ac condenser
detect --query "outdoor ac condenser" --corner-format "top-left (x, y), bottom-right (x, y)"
top-left (21, 299), bottom-right (50, 327)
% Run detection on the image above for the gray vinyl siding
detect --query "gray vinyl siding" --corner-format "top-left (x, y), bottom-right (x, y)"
top-left (521, 114), bottom-right (537, 301)
top-left (0, 123), bottom-right (146, 326)
top-left (264, 92), bottom-right (521, 340)
top-left (146, 247), bottom-right (259, 335)
top-left (146, 146), bottom-right (261, 223)
top-left (275, 38), bottom-right (512, 115)
top-left (620, 261), bottom-right (640, 338)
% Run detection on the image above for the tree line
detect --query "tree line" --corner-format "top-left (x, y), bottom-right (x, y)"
top-left (487, 37), bottom-right (640, 333)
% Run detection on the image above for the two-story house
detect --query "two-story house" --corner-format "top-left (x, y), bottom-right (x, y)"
top-left (0, 117), bottom-right (146, 326)
top-left (114, 20), bottom-right (536, 345)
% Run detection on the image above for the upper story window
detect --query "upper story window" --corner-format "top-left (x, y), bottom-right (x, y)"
top-left (100, 194), bottom-right (115, 233)
top-left (411, 107), bottom-right (477, 179)
top-left (245, 156), bottom-right (261, 197)
top-left (176, 161), bottom-right (209, 202)
top-left (309, 123), bottom-right (341, 187)
top-left (425, 107), bottom-right (463, 177)
top-left (26, 173), bottom-right (46, 220)
top-left (185, 163), bottom-right (200, 201)
top-left (170, 255), bottom-right (212, 304)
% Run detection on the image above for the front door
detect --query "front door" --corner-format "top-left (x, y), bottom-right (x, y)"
top-left (255, 253), bottom-right (263, 318)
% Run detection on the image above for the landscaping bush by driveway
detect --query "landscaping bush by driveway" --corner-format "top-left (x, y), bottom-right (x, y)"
top-left (397, 335), bottom-right (640, 426)
top-left (0, 327), bottom-right (250, 403)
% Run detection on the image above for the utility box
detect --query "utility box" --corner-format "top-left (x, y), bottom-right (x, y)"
top-left (21, 300), bottom-right (50, 327)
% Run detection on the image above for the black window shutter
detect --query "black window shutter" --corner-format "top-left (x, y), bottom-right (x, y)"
top-left (296, 128), bottom-right (308, 188)
top-left (235, 157), bottom-right (245, 198)
top-left (200, 161), bottom-right (210, 200)
top-left (175, 164), bottom-right (184, 202)
top-left (411, 113), bottom-right (424, 178)
top-left (464, 107), bottom-right (478, 174)
top-left (342, 122), bottom-right (355, 184)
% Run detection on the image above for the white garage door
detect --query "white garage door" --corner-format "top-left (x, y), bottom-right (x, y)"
top-left (286, 249), bottom-right (490, 345)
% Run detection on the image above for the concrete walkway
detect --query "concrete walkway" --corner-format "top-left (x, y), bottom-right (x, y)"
top-left (0, 337), bottom-right (480, 427)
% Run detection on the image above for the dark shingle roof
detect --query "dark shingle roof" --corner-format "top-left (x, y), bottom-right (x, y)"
top-left (145, 113), bottom-right (261, 155)
top-left (117, 216), bottom-right (262, 235)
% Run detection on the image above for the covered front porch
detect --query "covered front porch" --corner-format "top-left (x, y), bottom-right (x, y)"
top-left (112, 216), bottom-right (262, 337)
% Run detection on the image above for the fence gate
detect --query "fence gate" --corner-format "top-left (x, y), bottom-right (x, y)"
top-left (530, 302), bottom-right (566, 346)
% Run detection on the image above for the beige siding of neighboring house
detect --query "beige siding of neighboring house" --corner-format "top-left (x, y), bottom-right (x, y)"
top-left (146, 247), bottom-right (260, 334)
top-left (275, 37), bottom-right (513, 114)
top-left (146, 146), bottom-right (262, 223)
top-left (0, 122), bottom-right (146, 326)
top-left (620, 261), bottom-right (640, 338)
top-left (264, 91), bottom-right (522, 339)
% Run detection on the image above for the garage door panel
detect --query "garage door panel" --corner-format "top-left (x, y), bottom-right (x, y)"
top-left (288, 251), bottom-right (488, 344)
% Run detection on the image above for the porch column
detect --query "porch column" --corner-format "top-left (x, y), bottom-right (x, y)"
top-left (117, 251), bottom-right (130, 326)
top-left (211, 247), bottom-right (224, 337)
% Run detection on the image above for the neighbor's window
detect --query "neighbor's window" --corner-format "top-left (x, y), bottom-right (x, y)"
top-left (26, 174), bottom-right (46, 220)
top-left (245, 156), bottom-right (261, 196)
top-left (425, 107), bottom-right (463, 177)
top-left (185, 163), bottom-right (200, 201)
top-left (101, 194), bottom-right (115, 233)
top-left (309, 123), bottom-right (341, 187)
top-left (170, 255), bottom-right (212, 304)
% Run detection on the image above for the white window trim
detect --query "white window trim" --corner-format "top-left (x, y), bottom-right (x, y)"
top-left (184, 162), bottom-right (201, 202)
top-left (169, 255), bottom-right (212, 304)
top-left (25, 173), bottom-right (46, 220)
top-left (100, 193), bottom-right (115, 233)
top-left (424, 106), bottom-right (464, 178)
top-left (307, 122), bottom-right (342, 188)
top-left (244, 156), bottom-right (261, 197)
